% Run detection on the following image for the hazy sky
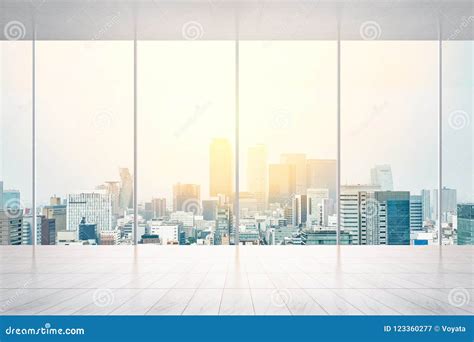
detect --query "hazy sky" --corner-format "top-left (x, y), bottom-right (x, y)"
top-left (1, 40), bottom-right (472, 207)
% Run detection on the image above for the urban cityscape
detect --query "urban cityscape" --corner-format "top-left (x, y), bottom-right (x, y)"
top-left (0, 138), bottom-right (472, 246)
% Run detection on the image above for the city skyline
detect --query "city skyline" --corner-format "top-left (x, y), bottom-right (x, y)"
top-left (1, 41), bottom-right (472, 207)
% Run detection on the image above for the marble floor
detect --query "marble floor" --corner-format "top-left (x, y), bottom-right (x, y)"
top-left (0, 245), bottom-right (472, 315)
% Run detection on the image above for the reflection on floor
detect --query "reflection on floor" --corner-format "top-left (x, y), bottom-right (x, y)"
top-left (0, 246), bottom-right (472, 315)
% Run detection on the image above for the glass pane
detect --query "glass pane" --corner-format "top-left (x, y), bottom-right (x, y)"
top-left (138, 41), bottom-right (235, 245)
top-left (240, 41), bottom-right (337, 245)
top-left (443, 41), bottom-right (473, 245)
top-left (341, 41), bottom-right (438, 245)
top-left (36, 41), bottom-right (133, 245)
top-left (0, 41), bottom-right (32, 245)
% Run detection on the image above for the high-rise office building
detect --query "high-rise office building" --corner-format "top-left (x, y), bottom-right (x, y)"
top-left (78, 217), bottom-right (98, 243)
top-left (99, 181), bottom-right (121, 216)
top-left (173, 183), bottom-right (201, 213)
top-left (50, 196), bottom-right (61, 206)
top-left (433, 187), bottom-right (457, 222)
top-left (215, 204), bottom-right (232, 245)
top-left (281, 153), bottom-right (306, 195)
top-left (39, 215), bottom-right (56, 245)
top-left (2, 189), bottom-right (20, 208)
top-left (410, 195), bottom-right (423, 231)
top-left (247, 144), bottom-right (268, 211)
top-left (202, 199), bottom-right (218, 221)
top-left (340, 185), bottom-right (381, 245)
top-left (119, 168), bottom-right (133, 210)
top-left (152, 198), bottom-right (167, 218)
top-left (307, 188), bottom-right (329, 227)
top-left (268, 164), bottom-right (296, 205)
top-left (42, 204), bottom-right (67, 232)
top-left (421, 189), bottom-right (431, 220)
top-left (375, 191), bottom-right (410, 245)
top-left (292, 194), bottom-right (307, 227)
top-left (0, 209), bottom-right (22, 245)
top-left (210, 138), bottom-right (233, 198)
top-left (306, 159), bottom-right (336, 202)
top-left (67, 190), bottom-right (112, 233)
top-left (370, 165), bottom-right (394, 191)
top-left (457, 203), bottom-right (473, 245)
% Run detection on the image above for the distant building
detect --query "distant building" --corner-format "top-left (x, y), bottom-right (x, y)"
top-left (173, 183), bottom-right (200, 213)
top-left (375, 191), bottom-right (410, 245)
top-left (280, 153), bottom-right (306, 195)
top-left (67, 190), bottom-right (112, 233)
top-left (152, 198), bottom-right (167, 218)
top-left (421, 189), bottom-right (431, 220)
top-left (2, 189), bottom-right (20, 209)
top-left (149, 220), bottom-right (180, 245)
top-left (433, 187), bottom-right (457, 222)
top-left (0, 209), bottom-right (22, 245)
top-left (100, 230), bottom-right (119, 245)
top-left (210, 138), bottom-right (233, 198)
top-left (457, 203), bottom-right (473, 245)
top-left (306, 159), bottom-right (336, 202)
top-left (410, 195), bottom-right (423, 231)
top-left (268, 164), bottom-right (296, 204)
top-left (202, 200), bottom-right (218, 221)
top-left (119, 168), bottom-right (133, 210)
top-left (215, 205), bottom-right (232, 245)
top-left (39, 215), bottom-right (56, 245)
top-left (305, 229), bottom-right (356, 245)
top-left (42, 204), bottom-right (67, 232)
top-left (307, 188), bottom-right (330, 227)
top-left (247, 145), bottom-right (268, 211)
top-left (292, 194), bottom-right (307, 227)
top-left (78, 217), bottom-right (98, 243)
top-left (370, 165), bottom-right (394, 191)
top-left (141, 234), bottom-right (160, 244)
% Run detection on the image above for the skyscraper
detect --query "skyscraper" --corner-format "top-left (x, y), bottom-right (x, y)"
top-left (173, 183), bottom-right (201, 213)
top-left (410, 195), bottom-right (423, 231)
top-left (281, 153), bottom-right (306, 195)
top-left (370, 165), bottom-right (394, 191)
top-left (307, 188), bottom-right (329, 227)
top-left (0, 181), bottom-right (3, 207)
top-left (340, 185), bottom-right (381, 245)
top-left (39, 215), bottom-right (56, 245)
top-left (457, 203), bottom-right (473, 245)
top-left (202, 199), bottom-right (218, 221)
top-left (292, 194), bottom-right (307, 227)
top-left (2, 189), bottom-right (20, 208)
top-left (152, 198), bottom-right (167, 218)
top-left (268, 164), bottom-right (296, 205)
top-left (209, 138), bottom-right (233, 198)
top-left (433, 187), bottom-right (457, 222)
top-left (0, 209), bottom-right (22, 245)
top-left (42, 204), bottom-right (67, 232)
top-left (375, 191), bottom-right (410, 245)
top-left (247, 144), bottom-right (268, 211)
top-left (421, 189), bottom-right (431, 220)
top-left (215, 204), bottom-right (232, 245)
top-left (67, 190), bottom-right (112, 234)
top-left (119, 168), bottom-right (133, 211)
top-left (306, 159), bottom-right (336, 202)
